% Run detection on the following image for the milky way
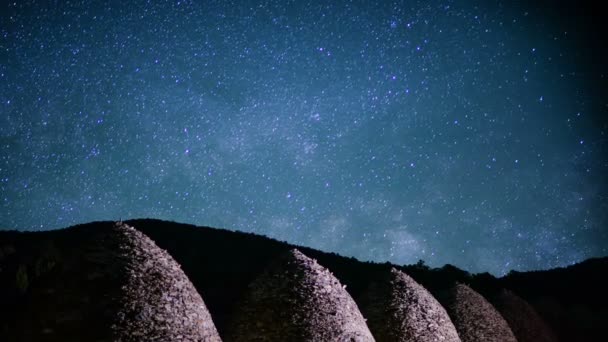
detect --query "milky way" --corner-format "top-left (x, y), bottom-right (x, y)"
top-left (1, 0), bottom-right (607, 274)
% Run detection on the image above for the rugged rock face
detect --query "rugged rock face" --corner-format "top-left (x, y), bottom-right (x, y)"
top-left (112, 223), bottom-right (221, 341)
top-left (442, 283), bottom-right (517, 342)
top-left (227, 249), bottom-right (375, 342)
top-left (2, 219), bottom-right (604, 341)
top-left (492, 289), bottom-right (557, 342)
top-left (3, 222), bottom-right (221, 342)
top-left (360, 268), bottom-right (461, 342)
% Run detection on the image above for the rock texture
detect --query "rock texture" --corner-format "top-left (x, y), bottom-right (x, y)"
top-left (3, 219), bottom-right (603, 341)
top-left (227, 248), bottom-right (375, 342)
top-left (442, 283), bottom-right (517, 342)
top-left (360, 268), bottom-right (461, 342)
top-left (492, 289), bottom-right (557, 342)
top-left (3, 222), bottom-right (221, 342)
top-left (112, 223), bottom-right (221, 341)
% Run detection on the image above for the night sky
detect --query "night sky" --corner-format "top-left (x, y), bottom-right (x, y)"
top-left (1, 0), bottom-right (607, 275)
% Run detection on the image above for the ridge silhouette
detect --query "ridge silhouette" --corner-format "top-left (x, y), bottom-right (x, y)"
top-left (1, 219), bottom-right (605, 341)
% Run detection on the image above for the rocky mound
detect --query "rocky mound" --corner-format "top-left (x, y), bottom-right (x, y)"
top-left (4, 222), bottom-right (221, 341)
top-left (227, 248), bottom-right (375, 342)
top-left (360, 268), bottom-right (461, 342)
top-left (491, 289), bottom-right (557, 342)
top-left (112, 223), bottom-right (221, 341)
top-left (442, 283), bottom-right (517, 342)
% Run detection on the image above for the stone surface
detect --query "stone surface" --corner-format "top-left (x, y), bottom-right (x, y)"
top-left (443, 283), bottom-right (517, 342)
top-left (492, 289), bottom-right (557, 342)
top-left (3, 222), bottom-right (221, 342)
top-left (360, 268), bottom-right (461, 342)
top-left (227, 249), bottom-right (375, 342)
top-left (112, 223), bottom-right (221, 341)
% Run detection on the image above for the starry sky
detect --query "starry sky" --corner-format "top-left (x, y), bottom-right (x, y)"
top-left (1, 0), bottom-right (607, 275)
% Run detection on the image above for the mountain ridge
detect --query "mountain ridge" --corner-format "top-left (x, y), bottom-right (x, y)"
top-left (1, 219), bottom-right (606, 341)
top-left (2, 218), bottom-right (602, 277)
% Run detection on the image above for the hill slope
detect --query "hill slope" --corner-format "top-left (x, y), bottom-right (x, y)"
top-left (1, 218), bottom-right (607, 341)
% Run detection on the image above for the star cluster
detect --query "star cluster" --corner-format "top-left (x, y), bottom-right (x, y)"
top-left (1, 0), bottom-right (606, 275)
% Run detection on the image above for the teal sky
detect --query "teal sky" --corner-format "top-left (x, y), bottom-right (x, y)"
top-left (1, 0), bottom-right (606, 275)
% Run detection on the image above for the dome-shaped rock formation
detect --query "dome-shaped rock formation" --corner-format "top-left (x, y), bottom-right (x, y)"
top-left (6, 222), bottom-right (221, 341)
top-left (359, 268), bottom-right (461, 342)
top-left (112, 223), bottom-right (221, 341)
top-left (227, 248), bottom-right (375, 342)
top-left (442, 283), bottom-right (517, 342)
top-left (491, 289), bottom-right (557, 342)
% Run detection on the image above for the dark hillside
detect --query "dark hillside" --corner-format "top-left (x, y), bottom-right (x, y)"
top-left (1, 219), bottom-right (606, 341)
top-left (501, 258), bottom-right (608, 341)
